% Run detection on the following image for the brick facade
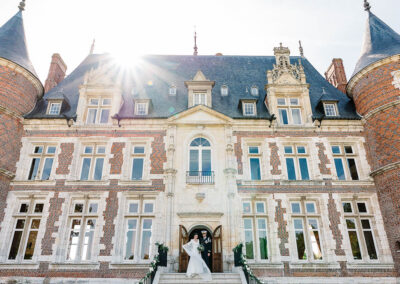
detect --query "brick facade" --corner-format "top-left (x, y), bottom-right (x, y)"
top-left (269, 142), bottom-right (281, 175)
top-left (56, 143), bottom-right (74, 175)
top-left (109, 142), bottom-right (125, 175)
top-left (275, 199), bottom-right (289, 256)
top-left (316, 142), bottom-right (331, 175)
top-left (327, 193), bottom-right (345, 256)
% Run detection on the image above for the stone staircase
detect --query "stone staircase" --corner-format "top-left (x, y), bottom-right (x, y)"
top-left (157, 272), bottom-right (243, 284)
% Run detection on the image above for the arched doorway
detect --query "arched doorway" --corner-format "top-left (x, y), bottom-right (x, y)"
top-left (178, 225), bottom-right (223, 273)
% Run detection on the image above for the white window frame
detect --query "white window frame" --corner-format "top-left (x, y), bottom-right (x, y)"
top-left (27, 144), bottom-right (57, 181)
top-left (135, 102), bottom-right (148, 116)
top-left (342, 200), bottom-right (379, 261)
top-left (120, 197), bottom-right (156, 262)
top-left (243, 102), bottom-right (257, 116)
top-left (6, 198), bottom-right (46, 263)
top-left (221, 85), bottom-right (229, 96)
top-left (169, 86), bottom-right (177, 96)
top-left (290, 200), bottom-right (324, 262)
top-left (331, 144), bottom-right (359, 181)
top-left (85, 96), bottom-right (112, 124)
top-left (47, 102), bottom-right (62, 115)
top-left (284, 145), bottom-right (310, 181)
top-left (188, 137), bottom-right (212, 173)
top-left (323, 103), bottom-right (339, 117)
top-left (79, 144), bottom-right (106, 181)
top-left (242, 199), bottom-right (269, 261)
top-left (277, 97), bottom-right (303, 125)
top-left (65, 199), bottom-right (100, 262)
top-left (250, 86), bottom-right (259, 96)
top-left (247, 145), bottom-right (262, 181)
top-left (193, 93), bottom-right (207, 106)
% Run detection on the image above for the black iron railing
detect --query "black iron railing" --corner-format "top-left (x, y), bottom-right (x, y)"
top-left (186, 171), bottom-right (215, 184)
top-left (233, 243), bottom-right (264, 284)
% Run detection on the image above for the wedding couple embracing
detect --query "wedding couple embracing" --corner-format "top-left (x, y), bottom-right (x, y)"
top-left (182, 230), bottom-right (212, 281)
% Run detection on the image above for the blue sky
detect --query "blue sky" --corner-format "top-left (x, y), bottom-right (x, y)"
top-left (1, 0), bottom-right (399, 82)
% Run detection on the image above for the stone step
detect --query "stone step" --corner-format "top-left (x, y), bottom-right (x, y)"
top-left (158, 273), bottom-right (242, 284)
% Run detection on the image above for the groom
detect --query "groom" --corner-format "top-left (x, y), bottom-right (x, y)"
top-left (200, 230), bottom-right (212, 270)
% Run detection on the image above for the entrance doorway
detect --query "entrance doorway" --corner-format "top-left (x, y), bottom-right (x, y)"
top-left (179, 225), bottom-right (223, 273)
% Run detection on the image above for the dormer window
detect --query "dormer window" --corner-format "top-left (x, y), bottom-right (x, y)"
top-left (135, 102), bottom-right (148, 115)
top-left (243, 102), bottom-right (256, 116)
top-left (221, 85), bottom-right (228, 96)
top-left (277, 97), bottom-right (302, 125)
top-left (251, 86), bottom-right (259, 96)
top-left (323, 103), bottom-right (338, 117)
top-left (169, 86), bottom-right (177, 96)
top-left (86, 97), bottom-right (111, 124)
top-left (47, 102), bottom-right (61, 115)
top-left (193, 93), bottom-right (207, 106)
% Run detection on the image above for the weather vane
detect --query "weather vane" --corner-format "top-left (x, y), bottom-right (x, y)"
top-left (18, 0), bottom-right (25, 11)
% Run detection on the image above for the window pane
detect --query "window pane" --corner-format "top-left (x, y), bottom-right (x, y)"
top-left (244, 219), bottom-right (254, 259)
top-left (251, 87), bottom-right (258, 96)
top-left (82, 219), bottom-right (96, 260)
top-left (286, 158), bottom-right (296, 180)
top-left (334, 158), bottom-right (346, 180)
top-left (129, 203), bottom-right (139, 213)
top-left (80, 158), bottom-right (91, 180)
top-left (24, 227), bottom-right (40, 259)
top-left (67, 219), bottom-right (81, 260)
top-left (34, 203), bottom-right (44, 213)
top-left (332, 146), bottom-right (341, 154)
top-left (250, 158), bottom-right (261, 180)
top-left (343, 202), bottom-right (352, 213)
top-left (34, 146), bottom-right (43, 154)
top-left (84, 146), bottom-right (93, 154)
top-left (279, 109), bottom-right (289, 125)
top-left (297, 146), bottom-right (306, 154)
top-left (294, 219), bottom-right (303, 230)
top-left (90, 98), bottom-right (99, 105)
top-left (243, 202), bottom-right (251, 213)
top-left (291, 109), bottom-right (302, 125)
top-left (49, 103), bottom-right (61, 115)
top-left (141, 219), bottom-right (152, 259)
top-left (97, 146), bottom-right (106, 154)
top-left (144, 203), bottom-right (154, 213)
top-left (87, 109), bottom-right (97, 124)
top-left (256, 202), bottom-right (265, 213)
top-left (134, 146), bottom-right (145, 154)
top-left (347, 158), bottom-right (359, 180)
top-left (132, 158), bottom-right (144, 180)
top-left (202, 149), bottom-right (212, 173)
top-left (348, 231), bottom-right (362, 260)
top-left (28, 158), bottom-right (40, 180)
top-left (20, 203), bottom-right (29, 213)
top-left (306, 203), bottom-right (315, 213)
top-left (125, 219), bottom-right (137, 260)
top-left (308, 219), bottom-right (322, 260)
top-left (291, 203), bottom-right (301, 213)
top-left (93, 158), bottom-right (104, 180)
top-left (41, 158), bottom-right (54, 180)
top-left (357, 203), bottom-right (367, 213)
top-left (294, 219), bottom-right (307, 260)
top-left (47, 146), bottom-right (56, 154)
top-left (362, 228), bottom-right (377, 259)
top-left (284, 146), bottom-right (293, 154)
top-left (189, 150), bottom-right (199, 173)
top-left (74, 203), bottom-right (84, 213)
top-left (344, 146), bottom-right (353, 154)
top-left (244, 103), bottom-right (255, 115)
top-left (290, 98), bottom-right (299, 105)
top-left (257, 219), bottom-right (268, 260)
top-left (346, 219), bottom-right (356, 229)
top-left (100, 109), bottom-right (110, 123)
top-left (8, 230), bottom-right (23, 260)
top-left (249, 146), bottom-right (259, 154)
top-left (102, 98), bottom-right (111, 105)
top-left (277, 98), bottom-right (286, 105)
top-left (88, 203), bottom-right (98, 213)
top-left (299, 158), bottom-right (310, 180)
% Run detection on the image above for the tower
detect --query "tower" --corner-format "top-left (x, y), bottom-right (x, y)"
top-left (0, 1), bottom-right (43, 222)
top-left (347, 1), bottom-right (400, 274)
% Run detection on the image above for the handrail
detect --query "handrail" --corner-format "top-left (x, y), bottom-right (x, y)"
top-left (186, 171), bottom-right (215, 184)
top-left (233, 243), bottom-right (264, 284)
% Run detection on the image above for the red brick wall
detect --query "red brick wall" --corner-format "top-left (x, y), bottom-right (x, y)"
top-left (352, 61), bottom-right (400, 116)
top-left (269, 142), bottom-right (281, 175)
top-left (316, 142), bottom-right (331, 175)
top-left (0, 113), bottom-right (23, 173)
top-left (99, 191), bottom-right (118, 256)
top-left (109, 142), bottom-right (125, 175)
top-left (275, 199), bottom-right (289, 256)
top-left (56, 143), bottom-right (74, 175)
top-left (351, 60), bottom-right (400, 275)
top-left (327, 193), bottom-right (345, 255)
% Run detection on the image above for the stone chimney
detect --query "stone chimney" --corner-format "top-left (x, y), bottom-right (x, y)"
top-left (324, 58), bottom-right (347, 93)
top-left (44, 53), bottom-right (67, 93)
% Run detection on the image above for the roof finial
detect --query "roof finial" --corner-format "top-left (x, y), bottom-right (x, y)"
top-left (299, 40), bottom-right (304, 57)
top-left (280, 42), bottom-right (283, 48)
top-left (18, 0), bottom-right (25, 11)
top-left (193, 26), bottom-right (198, 56)
top-left (364, 0), bottom-right (371, 11)
top-left (90, 39), bottom-right (95, 55)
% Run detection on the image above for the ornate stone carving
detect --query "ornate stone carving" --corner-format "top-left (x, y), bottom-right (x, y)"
top-left (391, 70), bottom-right (400, 90)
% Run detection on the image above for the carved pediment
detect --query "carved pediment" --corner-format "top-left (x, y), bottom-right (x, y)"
top-left (168, 105), bottom-right (232, 125)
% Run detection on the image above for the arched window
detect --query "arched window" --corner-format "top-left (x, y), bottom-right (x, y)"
top-left (189, 138), bottom-right (212, 177)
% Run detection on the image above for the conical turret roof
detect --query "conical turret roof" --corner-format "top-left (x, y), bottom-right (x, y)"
top-left (352, 11), bottom-right (400, 76)
top-left (0, 10), bottom-right (38, 77)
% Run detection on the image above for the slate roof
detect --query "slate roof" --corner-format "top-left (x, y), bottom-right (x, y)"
top-left (26, 54), bottom-right (360, 121)
top-left (0, 11), bottom-right (38, 78)
top-left (352, 11), bottom-right (400, 77)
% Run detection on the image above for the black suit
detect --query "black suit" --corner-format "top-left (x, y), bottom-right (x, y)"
top-left (200, 236), bottom-right (212, 270)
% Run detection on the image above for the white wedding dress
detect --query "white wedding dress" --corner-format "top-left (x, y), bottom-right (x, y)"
top-left (182, 239), bottom-right (212, 281)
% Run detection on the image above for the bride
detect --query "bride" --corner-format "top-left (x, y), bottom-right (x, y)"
top-left (182, 233), bottom-right (212, 281)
